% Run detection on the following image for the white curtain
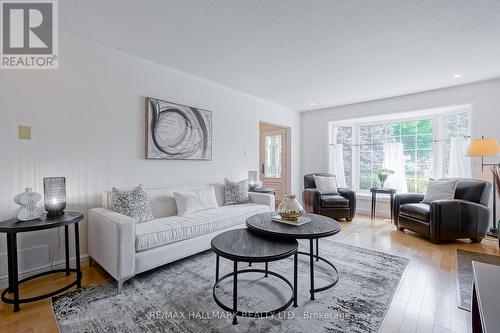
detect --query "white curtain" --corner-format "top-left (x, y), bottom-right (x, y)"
top-left (329, 143), bottom-right (347, 188)
top-left (383, 142), bottom-right (407, 193)
top-left (448, 137), bottom-right (471, 178)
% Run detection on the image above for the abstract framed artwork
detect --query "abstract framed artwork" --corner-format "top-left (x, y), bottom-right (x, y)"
top-left (146, 97), bottom-right (213, 160)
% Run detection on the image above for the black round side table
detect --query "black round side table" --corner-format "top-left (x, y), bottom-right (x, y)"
top-left (211, 228), bottom-right (298, 325)
top-left (0, 212), bottom-right (83, 312)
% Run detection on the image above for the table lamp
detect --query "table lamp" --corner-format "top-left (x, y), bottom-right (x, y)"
top-left (43, 177), bottom-right (67, 218)
top-left (466, 137), bottom-right (500, 237)
top-left (248, 171), bottom-right (258, 190)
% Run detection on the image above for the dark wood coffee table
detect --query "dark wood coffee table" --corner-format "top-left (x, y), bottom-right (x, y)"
top-left (211, 228), bottom-right (298, 325)
top-left (246, 212), bottom-right (341, 300)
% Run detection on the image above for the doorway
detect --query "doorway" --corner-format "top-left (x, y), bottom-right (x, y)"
top-left (259, 122), bottom-right (291, 205)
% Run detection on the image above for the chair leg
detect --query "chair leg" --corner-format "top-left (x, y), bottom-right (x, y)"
top-left (470, 237), bottom-right (483, 243)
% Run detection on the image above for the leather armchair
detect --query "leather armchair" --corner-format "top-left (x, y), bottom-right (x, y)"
top-left (394, 178), bottom-right (492, 243)
top-left (302, 173), bottom-right (356, 221)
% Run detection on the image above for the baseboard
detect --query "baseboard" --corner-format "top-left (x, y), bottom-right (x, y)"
top-left (0, 254), bottom-right (89, 289)
top-left (356, 208), bottom-right (391, 219)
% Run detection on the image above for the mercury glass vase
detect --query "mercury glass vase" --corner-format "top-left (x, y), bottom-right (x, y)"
top-left (277, 194), bottom-right (304, 221)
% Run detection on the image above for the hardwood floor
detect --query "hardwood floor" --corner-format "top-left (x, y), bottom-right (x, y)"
top-left (0, 214), bottom-right (498, 333)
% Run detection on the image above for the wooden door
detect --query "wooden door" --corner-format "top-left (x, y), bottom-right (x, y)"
top-left (259, 125), bottom-right (290, 204)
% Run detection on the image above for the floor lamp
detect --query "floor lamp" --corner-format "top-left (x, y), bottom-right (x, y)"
top-left (466, 137), bottom-right (500, 238)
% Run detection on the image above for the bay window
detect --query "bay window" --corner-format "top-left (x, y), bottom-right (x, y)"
top-left (330, 106), bottom-right (471, 193)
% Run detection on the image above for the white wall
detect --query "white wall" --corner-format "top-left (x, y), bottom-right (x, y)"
top-left (0, 32), bottom-right (301, 281)
top-left (301, 78), bottom-right (500, 219)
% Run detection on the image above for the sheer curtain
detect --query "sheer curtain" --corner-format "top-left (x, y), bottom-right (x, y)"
top-left (329, 143), bottom-right (346, 188)
top-left (383, 142), bottom-right (407, 192)
top-left (448, 137), bottom-right (471, 178)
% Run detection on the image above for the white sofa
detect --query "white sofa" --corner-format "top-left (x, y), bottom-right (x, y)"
top-left (88, 183), bottom-right (274, 291)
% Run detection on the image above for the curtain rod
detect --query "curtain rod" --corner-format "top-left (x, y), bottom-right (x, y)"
top-left (329, 135), bottom-right (471, 147)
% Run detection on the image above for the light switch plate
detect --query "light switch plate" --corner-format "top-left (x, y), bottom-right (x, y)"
top-left (18, 125), bottom-right (31, 140)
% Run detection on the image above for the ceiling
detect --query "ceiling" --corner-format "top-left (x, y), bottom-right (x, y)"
top-left (59, 0), bottom-right (500, 111)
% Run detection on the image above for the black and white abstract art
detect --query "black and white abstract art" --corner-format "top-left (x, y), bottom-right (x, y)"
top-left (146, 97), bottom-right (212, 160)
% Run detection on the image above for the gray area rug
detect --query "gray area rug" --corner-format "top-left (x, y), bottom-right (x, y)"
top-left (52, 239), bottom-right (409, 333)
top-left (456, 249), bottom-right (500, 311)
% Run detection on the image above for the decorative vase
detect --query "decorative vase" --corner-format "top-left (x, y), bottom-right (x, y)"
top-left (378, 175), bottom-right (388, 188)
top-left (13, 188), bottom-right (44, 221)
top-left (277, 194), bottom-right (304, 221)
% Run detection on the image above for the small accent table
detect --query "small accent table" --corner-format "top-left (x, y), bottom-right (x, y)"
top-left (211, 228), bottom-right (298, 325)
top-left (0, 212), bottom-right (83, 312)
top-left (248, 187), bottom-right (276, 195)
top-left (370, 188), bottom-right (397, 222)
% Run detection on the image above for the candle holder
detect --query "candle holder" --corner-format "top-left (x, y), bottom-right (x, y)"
top-left (43, 177), bottom-right (66, 218)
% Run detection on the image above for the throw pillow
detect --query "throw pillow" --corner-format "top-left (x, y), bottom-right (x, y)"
top-left (174, 187), bottom-right (218, 216)
top-left (422, 179), bottom-right (458, 203)
top-left (224, 178), bottom-right (250, 205)
top-left (313, 175), bottom-right (339, 195)
top-left (111, 185), bottom-right (154, 223)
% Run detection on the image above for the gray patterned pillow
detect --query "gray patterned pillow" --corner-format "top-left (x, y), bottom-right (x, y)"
top-left (111, 185), bottom-right (154, 223)
top-left (224, 178), bottom-right (250, 205)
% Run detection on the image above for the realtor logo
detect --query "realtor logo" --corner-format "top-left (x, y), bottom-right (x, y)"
top-left (1, 0), bottom-right (58, 69)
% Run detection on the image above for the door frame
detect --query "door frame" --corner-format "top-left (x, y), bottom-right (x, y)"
top-left (259, 121), bottom-right (292, 200)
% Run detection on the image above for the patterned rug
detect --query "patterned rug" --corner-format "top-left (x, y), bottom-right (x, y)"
top-left (456, 249), bottom-right (500, 311)
top-left (52, 239), bottom-right (409, 333)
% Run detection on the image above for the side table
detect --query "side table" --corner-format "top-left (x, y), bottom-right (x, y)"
top-left (248, 187), bottom-right (276, 196)
top-left (0, 212), bottom-right (83, 312)
top-left (370, 188), bottom-right (396, 222)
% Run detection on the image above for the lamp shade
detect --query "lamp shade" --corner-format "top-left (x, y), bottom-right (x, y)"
top-left (466, 138), bottom-right (500, 157)
top-left (248, 171), bottom-right (258, 184)
top-left (43, 177), bottom-right (66, 218)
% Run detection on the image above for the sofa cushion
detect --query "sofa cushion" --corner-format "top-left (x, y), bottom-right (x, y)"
top-left (320, 194), bottom-right (349, 208)
top-left (111, 185), bottom-right (154, 223)
top-left (224, 178), bottom-right (250, 205)
top-left (135, 203), bottom-right (269, 251)
top-left (399, 203), bottom-right (431, 222)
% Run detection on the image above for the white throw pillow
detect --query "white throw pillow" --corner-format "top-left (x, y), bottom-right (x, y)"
top-left (174, 187), bottom-right (218, 216)
top-left (422, 179), bottom-right (458, 203)
top-left (313, 175), bottom-right (339, 195)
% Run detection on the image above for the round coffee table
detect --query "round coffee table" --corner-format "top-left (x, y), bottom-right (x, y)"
top-left (211, 228), bottom-right (298, 325)
top-left (246, 212), bottom-right (341, 300)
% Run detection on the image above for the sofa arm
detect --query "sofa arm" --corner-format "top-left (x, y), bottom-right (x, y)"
top-left (393, 193), bottom-right (425, 227)
top-left (338, 188), bottom-right (356, 220)
top-left (248, 192), bottom-right (275, 212)
top-left (302, 189), bottom-right (321, 214)
top-left (88, 208), bottom-right (135, 282)
top-left (429, 200), bottom-right (490, 243)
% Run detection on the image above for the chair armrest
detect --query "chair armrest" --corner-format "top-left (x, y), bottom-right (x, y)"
top-left (88, 208), bottom-right (136, 282)
top-left (302, 189), bottom-right (321, 214)
top-left (429, 200), bottom-right (490, 243)
top-left (248, 192), bottom-right (275, 212)
top-left (393, 193), bottom-right (425, 226)
top-left (338, 188), bottom-right (356, 219)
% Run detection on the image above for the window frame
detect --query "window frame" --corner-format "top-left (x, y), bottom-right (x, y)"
top-left (329, 106), bottom-right (471, 193)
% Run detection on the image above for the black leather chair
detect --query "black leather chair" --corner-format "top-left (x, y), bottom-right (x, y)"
top-left (302, 173), bottom-right (356, 221)
top-left (394, 178), bottom-right (492, 243)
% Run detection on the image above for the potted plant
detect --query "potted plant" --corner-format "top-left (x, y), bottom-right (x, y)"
top-left (377, 168), bottom-right (394, 189)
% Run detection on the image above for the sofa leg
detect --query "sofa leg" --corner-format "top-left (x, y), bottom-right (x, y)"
top-left (346, 217), bottom-right (352, 222)
top-left (398, 227), bottom-right (405, 231)
top-left (118, 279), bottom-right (124, 292)
top-left (89, 257), bottom-right (93, 267)
top-left (470, 237), bottom-right (483, 243)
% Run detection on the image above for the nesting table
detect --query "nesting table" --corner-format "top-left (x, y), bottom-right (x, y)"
top-left (211, 228), bottom-right (298, 325)
top-left (246, 212), bottom-right (341, 300)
